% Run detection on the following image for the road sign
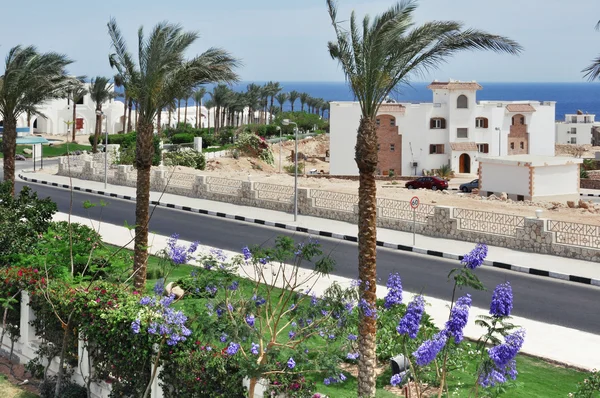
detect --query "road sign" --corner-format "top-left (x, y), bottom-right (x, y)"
top-left (410, 196), bottom-right (420, 209)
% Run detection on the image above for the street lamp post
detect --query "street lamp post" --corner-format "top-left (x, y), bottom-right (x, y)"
top-left (495, 127), bottom-right (501, 156)
top-left (282, 119), bottom-right (298, 222)
top-left (276, 126), bottom-right (282, 173)
top-left (96, 110), bottom-right (108, 189)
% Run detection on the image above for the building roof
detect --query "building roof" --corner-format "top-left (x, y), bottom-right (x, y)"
top-left (426, 81), bottom-right (483, 90)
top-left (450, 142), bottom-right (478, 151)
top-left (477, 155), bottom-right (583, 167)
top-left (506, 104), bottom-right (536, 113)
top-left (378, 103), bottom-right (406, 114)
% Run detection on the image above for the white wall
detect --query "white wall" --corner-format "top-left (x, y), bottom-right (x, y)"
top-left (533, 164), bottom-right (579, 196)
top-left (555, 122), bottom-right (598, 145)
top-left (480, 163), bottom-right (530, 196)
top-left (329, 102), bottom-right (361, 175)
top-left (528, 102), bottom-right (556, 156)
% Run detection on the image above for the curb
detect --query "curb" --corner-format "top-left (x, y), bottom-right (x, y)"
top-left (18, 174), bottom-right (600, 288)
top-left (581, 192), bottom-right (600, 198)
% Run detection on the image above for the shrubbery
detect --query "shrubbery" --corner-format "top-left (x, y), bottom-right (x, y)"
top-left (164, 150), bottom-right (206, 170)
top-left (235, 132), bottom-right (274, 165)
top-left (273, 111), bottom-right (328, 134)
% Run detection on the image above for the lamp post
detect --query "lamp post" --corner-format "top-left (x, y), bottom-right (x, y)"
top-left (276, 126), bottom-right (282, 173)
top-left (495, 127), bottom-right (501, 156)
top-left (282, 119), bottom-right (298, 222)
top-left (96, 110), bottom-right (108, 189)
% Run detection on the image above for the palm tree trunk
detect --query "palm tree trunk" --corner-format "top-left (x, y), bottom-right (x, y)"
top-left (184, 98), bottom-right (188, 126)
top-left (127, 99), bottom-right (133, 133)
top-left (269, 97), bottom-right (274, 123)
top-left (355, 117), bottom-right (378, 398)
top-left (168, 107), bottom-right (172, 128)
top-left (133, 119), bottom-right (154, 289)
top-left (93, 110), bottom-right (102, 153)
top-left (177, 99), bottom-right (181, 126)
top-left (2, 116), bottom-right (17, 194)
top-left (122, 93), bottom-right (128, 133)
top-left (72, 103), bottom-right (77, 142)
top-left (157, 110), bottom-right (162, 135)
top-left (195, 102), bottom-right (199, 128)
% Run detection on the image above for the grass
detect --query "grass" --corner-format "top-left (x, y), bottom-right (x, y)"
top-left (0, 375), bottom-right (38, 398)
top-left (105, 245), bottom-right (592, 397)
top-left (0, 143), bottom-right (91, 158)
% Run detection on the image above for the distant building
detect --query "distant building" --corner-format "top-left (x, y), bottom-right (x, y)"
top-left (555, 111), bottom-right (600, 145)
top-left (330, 80), bottom-right (556, 176)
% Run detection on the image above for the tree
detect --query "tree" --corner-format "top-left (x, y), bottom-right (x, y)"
top-left (89, 76), bottom-right (115, 153)
top-left (326, 1), bottom-right (522, 396)
top-left (108, 18), bottom-right (238, 289)
top-left (210, 84), bottom-right (231, 133)
top-left (275, 92), bottom-right (288, 112)
top-left (114, 73), bottom-right (127, 133)
top-left (205, 99), bottom-right (215, 130)
top-left (266, 81), bottom-right (282, 123)
top-left (193, 87), bottom-right (206, 128)
top-left (299, 92), bottom-right (309, 112)
top-left (66, 79), bottom-right (88, 142)
top-left (245, 83), bottom-right (261, 124)
top-left (288, 90), bottom-right (300, 112)
top-left (582, 20), bottom-right (600, 80)
top-left (0, 46), bottom-right (73, 193)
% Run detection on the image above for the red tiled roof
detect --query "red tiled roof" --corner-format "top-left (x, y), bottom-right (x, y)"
top-left (506, 104), bottom-right (536, 113)
top-left (378, 104), bottom-right (406, 114)
top-left (427, 81), bottom-right (483, 90)
top-left (450, 142), bottom-right (478, 151)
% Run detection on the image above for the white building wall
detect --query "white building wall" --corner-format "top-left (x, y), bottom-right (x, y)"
top-left (329, 102), bottom-right (361, 175)
top-left (527, 102), bottom-right (556, 156)
top-left (480, 163), bottom-right (530, 196)
top-left (555, 120), bottom-right (599, 145)
top-left (533, 164), bottom-right (579, 196)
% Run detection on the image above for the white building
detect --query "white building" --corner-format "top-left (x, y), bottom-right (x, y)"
top-left (478, 155), bottom-right (582, 203)
top-left (330, 80), bottom-right (556, 176)
top-left (555, 112), bottom-right (600, 146)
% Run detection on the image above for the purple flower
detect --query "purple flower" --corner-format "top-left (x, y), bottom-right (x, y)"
top-left (242, 246), bottom-right (252, 261)
top-left (205, 284), bottom-right (217, 296)
top-left (444, 294), bottom-right (472, 344)
top-left (246, 314), bottom-right (255, 327)
top-left (259, 257), bottom-right (269, 265)
top-left (228, 281), bottom-right (239, 291)
top-left (358, 298), bottom-right (377, 319)
top-left (461, 243), bottom-right (488, 269)
top-left (288, 330), bottom-right (296, 339)
top-left (188, 241), bottom-right (200, 254)
top-left (323, 378), bottom-right (331, 386)
top-left (384, 273), bottom-right (403, 309)
top-left (153, 279), bottom-right (165, 295)
top-left (347, 352), bottom-right (359, 360)
top-left (413, 331), bottom-right (447, 366)
top-left (397, 295), bottom-right (425, 338)
top-left (167, 234), bottom-right (193, 264)
top-left (490, 282), bottom-right (513, 317)
top-left (159, 295), bottom-right (175, 307)
top-left (339, 373), bottom-right (346, 381)
top-left (347, 334), bottom-right (357, 341)
top-left (390, 373), bottom-right (403, 387)
top-left (253, 295), bottom-right (266, 307)
top-left (226, 342), bottom-right (240, 356)
top-left (131, 319), bottom-right (141, 334)
top-left (488, 329), bottom-right (525, 369)
top-left (287, 357), bottom-right (296, 369)
top-left (147, 322), bottom-right (158, 334)
top-left (139, 296), bottom-right (154, 306)
top-left (251, 343), bottom-right (260, 355)
top-left (220, 333), bottom-right (228, 343)
top-left (478, 359), bottom-right (518, 387)
top-left (310, 293), bottom-right (318, 306)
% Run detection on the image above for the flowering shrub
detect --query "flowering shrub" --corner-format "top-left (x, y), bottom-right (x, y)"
top-left (235, 132), bottom-right (274, 165)
top-left (569, 369), bottom-right (600, 398)
top-left (163, 149), bottom-right (206, 170)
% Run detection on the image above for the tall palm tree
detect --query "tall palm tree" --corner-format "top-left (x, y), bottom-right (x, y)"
top-left (275, 92), bottom-right (288, 112)
top-left (245, 83), bottom-right (261, 124)
top-left (299, 92), bottom-right (309, 112)
top-left (89, 76), bottom-right (115, 153)
top-left (326, 1), bottom-right (522, 396)
top-left (266, 81), bottom-right (282, 122)
top-left (108, 18), bottom-right (238, 291)
top-left (67, 79), bottom-right (88, 142)
top-left (321, 101), bottom-right (330, 119)
top-left (288, 90), bottom-right (300, 112)
top-left (204, 99), bottom-right (215, 130)
top-left (583, 20), bottom-right (600, 80)
top-left (0, 46), bottom-right (73, 193)
top-left (193, 87), bottom-right (206, 128)
top-left (210, 84), bottom-right (230, 133)
top-left (114, 73), bottom-right (127, 133)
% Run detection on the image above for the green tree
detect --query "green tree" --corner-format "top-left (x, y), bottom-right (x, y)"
top-left (288, 90), bottom-right (300, 112)
top-left (266, 81), bottom-right (282, 123)
top-left (107, 18), bottom-right (239, 289)
top-left (204, 99), bottom-right (215, 130)
top-left (583, 21), bottom-right (600, 80)
top-left (210, 84), bottom-right (231, 133)
top-left (245, 83), bottom-right (261, 124)
top-left (113, 73), bottom-right (128, 133)
top-left (299, 92), bottom-right (309, 112)
top-left (326, 1), bottom-right (522, 396)
top-left (275, 92), bottom-right (288, 112)
top-left (193, 86), bottom-right (206, 128)
top-left (89, 76), bottom-right (115, 153)
top-left (0, 46), bottom-right (73, 193)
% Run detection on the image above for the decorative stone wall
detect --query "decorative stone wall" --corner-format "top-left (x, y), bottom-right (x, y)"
top-left (581, 179), bottom-right (600, 189)
top-left (56, 157), bottom-right (600, 262)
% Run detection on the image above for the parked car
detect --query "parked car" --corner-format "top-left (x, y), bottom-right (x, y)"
top-left (405, 176), bottom-right (448, 191)
top-left (459, 179), bottom-right (479, 193)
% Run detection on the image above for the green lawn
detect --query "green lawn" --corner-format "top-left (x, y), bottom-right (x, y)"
top-left (0, 375), bottom-right (38, 398)
top-left (0, 143), bottom-right (91, 158)
top-left (106, 245), bottom-right (592, 397)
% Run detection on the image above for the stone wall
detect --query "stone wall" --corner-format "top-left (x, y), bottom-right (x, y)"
top-left (56, 157), bottom-right (600, 262)
top-left (581, 179), bottom-right (600, 190)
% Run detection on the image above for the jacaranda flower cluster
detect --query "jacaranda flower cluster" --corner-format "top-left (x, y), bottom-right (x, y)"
top-left (461, 242), bottom-right (488, 269)
top-left (489, 282), bottom-right (513, 317)
top-left (384, 273), bottom-right (403, 309)
top-left (444, 294), bottom-right (472, 343)
top-left (166, 233), bottom-right (199, 265)
top-left (397, 295), bottom-right (425, 338)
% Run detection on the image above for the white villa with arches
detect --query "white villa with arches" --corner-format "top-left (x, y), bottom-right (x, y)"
top-left (329, 80), bottom-right (556, 176)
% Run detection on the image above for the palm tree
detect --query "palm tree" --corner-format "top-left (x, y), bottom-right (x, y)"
top-left (114, 73), bottom-right (127, 133)
top-left (299, 92), bottom-right (309, 112)
top-left (245, 83), bottom-right (261, 124)
top-left (276, 92), bottom-right (288, 112)
top-left (89, 76), bottom-right (115, 153)
top-left (67, 79), bottom-right (88, 142)
top-left (260, 84), bottom-right (270, 124)
top-left (321, 101), bottom-right (330, 119)
top-left (288, 90), bottom-right (300, 112)
top-left (210, 84), bottom-right (230, 133)
top-left (108, 18), bottom-right (238, 292)
top-left (583, 20), bottom-right (600, 80)
top-left (326, 1), bottom-right (522, 396)
top-left (0, 46), bottom-right (73, 193)
top-left (267, 81), bottom-right (282, 122)
top-left (204, 99), bottom-right (215, 130)
top-left (193, 87), bottom-right (206, 128)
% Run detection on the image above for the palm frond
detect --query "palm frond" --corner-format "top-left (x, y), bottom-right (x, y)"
top-left (583, 54), bottom-right (600, 81)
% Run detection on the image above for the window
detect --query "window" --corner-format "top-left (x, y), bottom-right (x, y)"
top-left (457, 128), bottom-right (468, 138)
top-left (390, 118), bottom-right (396, 126)
top-left (475, 117), bottom-right (488, 128)
top-left (429, 144), bottom-right (445, 154)
top-left (377, 144), bottom-right (380, 151)
top-left (517, 195), bottom-right (524, 201)
top-left (76, 118), bottom-right (84, 130)
top-left (390, 144), bottom-right (395, 151)
top-left (457, 95), bottom-right (468, 109)
top-left (376, 118), bottom-right (380, 126)
top-left (429, 118), bottom-right (446, 129)
top-left (571, 137), bottom-right (577, 144)
top-left (510, 142), bottom-right (515, 150)
top-left (512, 115), bottom-right (525, 125)
top-left (477, 143), bottom-right (489, 153)
top-left (570, 128), bottom-right (577, 134)
top-left (519, 142), bottom-right (524, 149)
top-left (76, 97), bottom-right (84, 105)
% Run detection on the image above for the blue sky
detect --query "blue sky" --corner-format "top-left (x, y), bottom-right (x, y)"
top-left (1, 0), bottom-right (598, 82)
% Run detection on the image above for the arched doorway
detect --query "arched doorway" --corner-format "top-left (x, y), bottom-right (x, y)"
top-left (459, 153), bottom-right (471, 173)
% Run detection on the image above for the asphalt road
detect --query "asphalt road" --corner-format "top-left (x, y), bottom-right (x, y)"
top-left (11, 180), bottom-right (600, 335)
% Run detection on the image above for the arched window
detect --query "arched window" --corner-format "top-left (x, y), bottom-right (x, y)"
top-left (520, 142), bottom-right (524, 149)
top-left (429, 118), bottom-right (446, 129)
top-left (512, 114), bottom-right (525, 125)
top-left (475, 117), bottom-right (488, 128)
top-left (510, 142), bottom-right (515, 150)
top-left (457, 95), bottom-right (468, 109)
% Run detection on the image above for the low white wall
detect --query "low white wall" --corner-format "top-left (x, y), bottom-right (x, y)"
top-left (480, 163), bottom-right (530, 196)
top-left (533, 164), bottom-right (579, 196)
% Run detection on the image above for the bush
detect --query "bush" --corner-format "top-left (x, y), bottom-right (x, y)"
top-left (235, 132), bottom-right (274, 165)
top-left (111, 132), bottom-right (161, 167)
top-left (284, 163), bottom-right (304, 174)
top-left (164, 150), bottom-right (206, 170)
top-left (39, 377), bottom-right (88, 398)
top-left (170, 133), bottom-right (195, 145)
top-left (581, 167), bottom-right (589, 179)
top-left (273, 111), bottom-right (327, 134)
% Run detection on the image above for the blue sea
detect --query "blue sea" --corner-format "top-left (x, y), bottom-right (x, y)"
top-left (223, 81), bottom-right (600, 121)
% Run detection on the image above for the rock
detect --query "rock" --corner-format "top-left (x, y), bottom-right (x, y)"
top-left (578, 199), bottom-right (589, 209)
top-left (23, 148), bottom-right (32, 155)
top-left (431, 200), bottom-right (437, 204)
top-left (171, 286), bottom-right (185, 299)
top-left (567, 201), bottom-right (576, 208)
top-left (471, 188), bottom-right (479, 194)
top-left (165, 282), bottom-right (174, 294)
top-left (500, 192), bottom-right (508, 201)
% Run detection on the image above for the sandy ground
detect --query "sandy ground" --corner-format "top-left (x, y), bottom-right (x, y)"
top-left (555, 144), bottom-right (600, 158)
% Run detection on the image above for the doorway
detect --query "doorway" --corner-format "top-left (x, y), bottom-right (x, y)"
top-left (459, 153), bottom-right (471, 173)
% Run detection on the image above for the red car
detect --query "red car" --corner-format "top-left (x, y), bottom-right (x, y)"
top-left (405, 176), bottom-right (448, 191)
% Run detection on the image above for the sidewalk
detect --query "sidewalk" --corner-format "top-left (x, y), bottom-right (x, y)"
top-left (53, 211), bottom-right (600, 370)
top-left (18, 170), bottom-right (600, 285)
